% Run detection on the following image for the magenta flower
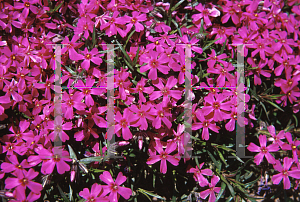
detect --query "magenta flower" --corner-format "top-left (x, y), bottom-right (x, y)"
top-left (272, 157), bottom-right (300, 189)
top-left (249, 37), bottom-right (274, 60)
top-left (120, 11), bottom-right (147, 32)
top-left (187, 162), bottom-right (213, 187)
top-left (46, 116), bottom-right (73, 142)
top-left (267, 126), bottom-right (286, 147)
top-left (70, 47), bottom-right (103, 71)
top-left (28, 146), bottom-right (71, 175)
top-left (147, 141), bottom-right (179, 174)
top-left (246, 58), bottom-right (271, 85)
top-left (14, 0), bottom-right (39, 18)
top-left (99, 171), bottom-right (132, 202)
top-left (129, 103), bottom-right (155, 130)
top-left (221, 1), bottom-right (241, 25)
top-left (5, 168), bottom-right (42, 194)
top-left (1, 155), bottom-right (30, 176)
top-left (152, 102), bottom-right (172, 129)
top-left (79, 183), bottom-right (109, 202)
top-left (132, 77), bottom-right (154, 103)
top-left (150, 76), bottom-right (182, 104)
top-left (12, 186), bottom-right (41, 202)
top-left (207, 62), bottom-right (235, 87)
top-left (281, 132), bottom-right (300, 162)
top-left (192, 109), bottom-right (220, 141)
top-left (114, 108), bottom-right (138, 140)
top-left (61, 88), bottom-right (86, 120)
top-left (202, 93), bottom-right (231, 122)
top-left (192, 3), bottom-right (220, 26)
top-left (247, 135), bottom-right (280, 165)
top-left (199, 175), bottom-right (221, 202)
top-left (232, 26), bottom-right (258, 56)
top-left (140, 50), bottom-right (170, 80)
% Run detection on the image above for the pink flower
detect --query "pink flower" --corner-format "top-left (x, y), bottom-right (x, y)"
top-left (119, 11), bottom-right (147, 32)
top-left (99, 171), bottom-right (132, 202)
top-left (221, 1), bottom-right (241, 25)
top-left (11, 186), bottom-right (41, 202)
top-left (146, 141), bottom-right (179, 174)
top-left (267, 126), bottom-right (286, 147)
top-left (114, 108), bottom-right (138, 140)
top-left (1, 154), bottom-right (30, 176)
top-left (71, 48), bottom-right (103, 71)
top-left (249, 37), bottom-right (274, 60)
top-left (79, 183), bottom-right (109, 202)
top-left (199, 175), bottom-right (221, 202)
top-left (150, 76), bottom-right (182, 104)
top-left (152, 102), bottom-right (172, 129)
top-left (246, 58), bottom-right (271, 85)
top-left (28, 146), bottom-right (71, 175)
top-left (129, 103), bottom-right (155, 130)
top-left (192, 109), bottom-right (220, 141)
top-left (139, 50), bottom-right (170, 80)
top-left (272, 157), bottom-right (300, 189)
top-left (192, 3), bottom-right (220, 26)
top-left (46, 116), bottom-right (72, 142)
top-left (187, 162), bottom-right (213, 187)
top-left (247, 135), bottom-right (280, 165)
top-left (281, 132), bottom-right (300, 162)
top-left (5, 168), bottom-right (42, 194)
top-left (132, 77), bottom-right (154, 103)
top-left (202, 93), bottom-right (231, 122)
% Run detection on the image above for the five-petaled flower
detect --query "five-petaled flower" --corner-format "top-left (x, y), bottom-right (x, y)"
top-left (247, 135), bottom-right (280, 165)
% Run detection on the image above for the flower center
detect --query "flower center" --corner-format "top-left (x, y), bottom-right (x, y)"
top-left (131, 18), bottom-right (137, 23)
top-left (25, 2), bottom-right (30, 7)
top-left (155, 41), bottom-right (159, 45)
top-left (255, 13), bottom-right (258, 17)
top-left (281, 40), bottom-right (285, 43)
top-left (213, 102), bottom-right (220, 109)
top-left (56, 126), bottom-right (62, 131)
top-left (204, 121), bottom-right (208, 127)
top-left (120, 120), bottom-right (127, 127)
top-left (261, 146), bottom-right (267, 154)
top-left (292, 145), bottom-right (297, 150)
top-left (12, 56), bottom-right (16, 60)
top-left (86, 54), bottom-right (91, 59)
top-left (162, 154), bottom-right (167, 159)
top-left (113, 185), bottom-right (118, 190)
top-left (159, 112), bottom-right (164, 117)
top-left (53, 155), bottom-right (60, 162)
top-left (181, 65), bottom-right (185, 72)
top-left (22, 178), bottom-right (28, 185)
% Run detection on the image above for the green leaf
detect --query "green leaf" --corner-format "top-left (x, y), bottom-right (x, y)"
top-left (293, 114), bottom-right (298, 127)
top-left (230, 153), bottom-right (245, 164)
top-left (137, 188), bottom-right (165, 200)
top-left (132, 46), bottom-right (140, 67)
top-left (124, 30), bottom-right (136, 48)
top-left (207, 150), bottom-right (221, 170)
top-left (49, 1), bottom-right (64, 13)
top-left (220, 38), bottom-right (227, 54)
top-left (244, 176), bottom-right (260, 188)
top-left (116, 40), bottom-right (133, 70)
top-left (69, 184), bottom-right (73, 202)
top-left (265, 100), bottom-right (284, 112)
top-left (215, 182), bottom-right (226, 201)
top-left (171, 19), bottom-right (182, 37)
top-left (92, 25), bottom-right (96, 47)
top-left (202, 38), bottom-right (222, 51)
top-left (171, 0), bottom-right (185, 12)
top-left (217, 150), bottom-right (228, 166)
top-left (68, 144), bottom-right (77, 160)
top-left (57, 184), bottom-right (70, 202)
top-left (64, 66), bottom-right (76, 76)
top-left (79, 156), bottom-right (104, 164)
top-left (90, 168), bottom-right (106, 173)
top-left (199, 19), bottom-right (204, 34)
top-left (260, 101), bottom-right (270, 121)
top-left (216, 170), bottom-right (235, 197)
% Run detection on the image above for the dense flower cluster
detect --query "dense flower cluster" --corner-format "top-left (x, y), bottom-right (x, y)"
top-left (0, 0), bottom-right (300, 201)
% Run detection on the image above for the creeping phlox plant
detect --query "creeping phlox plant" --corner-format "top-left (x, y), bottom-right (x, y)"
top-left (0, 0), bottom-right (300, 201)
